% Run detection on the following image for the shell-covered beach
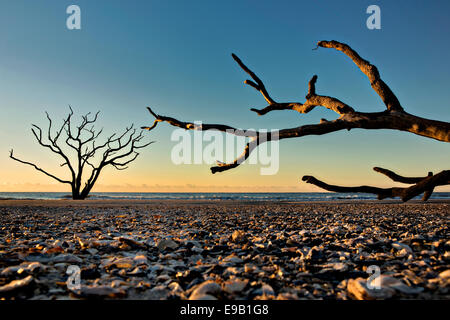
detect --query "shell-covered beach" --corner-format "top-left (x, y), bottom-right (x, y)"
top-left (0, 200), bottom-right (448, 300)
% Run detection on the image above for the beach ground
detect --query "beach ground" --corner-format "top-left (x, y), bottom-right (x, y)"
top-left (0, 199), bottom-right (448, 300)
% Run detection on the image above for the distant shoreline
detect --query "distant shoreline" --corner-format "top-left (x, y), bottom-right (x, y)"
top-left (0, 198), bottom-right (449, 208)
top-left (0, 191), bottom-right (449, 203)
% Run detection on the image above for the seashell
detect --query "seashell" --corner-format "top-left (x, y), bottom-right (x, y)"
top-left (156, 239), bottom-right (178, 251)
top-left (118, 237), bottom-right (146, 249)
top-left (230, 230), bottom-right (247, 243)
top-left (221, 254), bottom-right (244, 264)
top-left (0, 275), bottom-right (34, 295)
top-left (189, 280), bottom-right (221, 300)
top-left (51, 254), bottom-right (83, 264)
top-left (392, 242), bottom-right (413, 254)
top-left (70, 285), bottom-right (126, 298)
top-left (223, 278), bottom-right (248, 294)
top-left (347, 275), bottom-right (423, 300)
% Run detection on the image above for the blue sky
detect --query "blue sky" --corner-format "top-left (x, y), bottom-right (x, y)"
top-left (0, 0), bottom-right (449, 192)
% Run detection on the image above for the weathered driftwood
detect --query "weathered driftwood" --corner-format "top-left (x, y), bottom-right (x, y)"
top-left (303, 168), bottom-right (450, 202)
top-left (143, 40), bottom-right (450, 201)
top-left (10, 108), bottom-right (153, 199)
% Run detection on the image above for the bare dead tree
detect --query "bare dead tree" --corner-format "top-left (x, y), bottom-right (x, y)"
top-left (10, 108), bottom-right (153, 200)
top-left (142, 40), bottom-right (449, 201)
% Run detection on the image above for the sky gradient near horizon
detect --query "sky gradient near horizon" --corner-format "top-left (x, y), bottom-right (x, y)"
top-left (0, 0), bottom-right (449, 193)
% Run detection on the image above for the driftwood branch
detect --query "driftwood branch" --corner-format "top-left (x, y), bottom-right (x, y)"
top-left (373, 167), bottom-right (431, 184)
top-left (317, 41), bottom-right (404, 112)
top-left (142, 40), bottom-right (449, 200)
top-left (142, 107), bottom-right (261, 173)
top-left (302, 168), bottom-right (450, 202)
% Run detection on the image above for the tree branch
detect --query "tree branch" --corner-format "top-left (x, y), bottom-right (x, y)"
top-left (231, 53), bottom-right (276, 105)
top-left (31, 113), bottom-right (76, 182)
top-left (302, 169), bottom-right (450, 202)
top-left (9, 150), bottom-right (72, 185)
top-left (141, 40), bottom-right (449, 196)
top-left (143, 105), bottom-right (449, 174)
top-left (232, 55), bottom-right (355, 117)
top-left (317, 40), bottom-right (404, 112)
top-left (373, 167), bottom-right (431, 184)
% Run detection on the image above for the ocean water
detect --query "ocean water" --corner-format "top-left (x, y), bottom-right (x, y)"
top-left (0, 192), bottom-right (449, 201)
